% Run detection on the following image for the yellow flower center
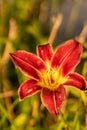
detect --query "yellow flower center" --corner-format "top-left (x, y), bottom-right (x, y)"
top-left (38, 65), bottom-right (67, 90)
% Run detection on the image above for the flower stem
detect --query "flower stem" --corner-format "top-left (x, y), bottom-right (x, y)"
top-left (48, 14), bottom-right (63, 44)
top-left (76, 22), bottom-right (87, 43)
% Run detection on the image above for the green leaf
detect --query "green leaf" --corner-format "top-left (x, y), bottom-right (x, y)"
top-left (82, 61), bottom-right (87, 79)
top-left (82, 52), bottom-right (87, 58)
top-left (11, 113), bottom-right (28, 130)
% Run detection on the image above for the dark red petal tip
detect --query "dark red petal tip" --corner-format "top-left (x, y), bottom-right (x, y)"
top-left (51, 40), bottom-right (82, 76)
top-left (37, 43), bottom-right (53, 62)
top-left (41, 86), bottom-right (66, 115)
top-left (64, 72), bottom-right (87, 90)
top-left (10, 51), bottom-right (46, 71)
top-left (18, 79), bottom-right (41, 100)
top-left (10, 51), bottom-right (42, 80)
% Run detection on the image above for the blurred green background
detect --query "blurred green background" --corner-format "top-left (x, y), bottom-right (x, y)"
top-left (0, 0), bottom-right (87, 130)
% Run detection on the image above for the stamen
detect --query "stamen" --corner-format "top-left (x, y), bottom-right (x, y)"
top-left (38, 68), bottom-right (67, 90)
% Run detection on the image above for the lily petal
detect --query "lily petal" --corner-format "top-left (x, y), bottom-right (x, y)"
top-left (18, 79), bottom-right (41, 100)
top-left (37, 43), bottom-right (53, 62)
top-left (51, 40), bottom-right (82, 76)
top-left (64, 72), bottom-right (86, 90)
top-left (41, 86), bottom-right (66, 114)
top-left (10, 53), bottom-right (41, 80)
top-left (10, 51), bottom-right (46, 70)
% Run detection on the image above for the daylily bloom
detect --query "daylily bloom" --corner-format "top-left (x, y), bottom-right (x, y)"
top-left (10, 40), bottom-right (87, 115)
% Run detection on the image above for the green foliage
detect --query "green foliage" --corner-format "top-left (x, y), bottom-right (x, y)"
top-left (0, 0), bottom-right (87, 130)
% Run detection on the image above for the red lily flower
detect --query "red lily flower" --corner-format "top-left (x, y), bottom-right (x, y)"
top-left (10, 40), bottom-right (87, 115)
